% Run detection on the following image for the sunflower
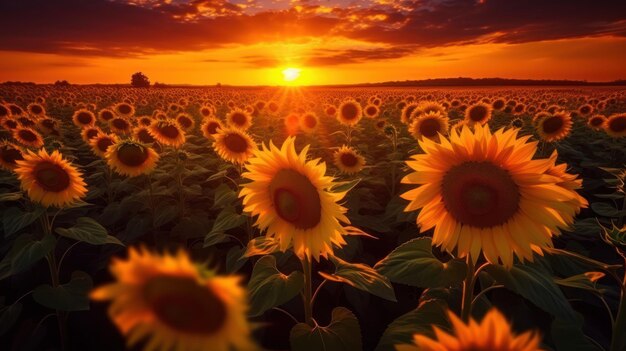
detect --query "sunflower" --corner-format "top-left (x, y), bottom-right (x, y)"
top-left (0, 141), bottom-right (24, 171)
top-left (0, 104), bottom-right (11, 120)
top-left (239, 136), bottom-right (350, 260)
top-left (337, 100), bottom-right (362, 126)
top-left (212, 128), bottom-right (256, 164)
top-left (106, 140), bottom-right (159, 177)
top-left (199, 105), bottom-right (215, 118)
top-left (2, 118), bottom-right (19, 131)
top-left (13, 127), bottom-right (44, 148)
top-left (401, 124), bottom-right (586, 267)
top-left (363, 104), bottom-right (380, 119)
top-left (98, 108), bottom-right (116, 122)
top-left (604, 113), bottom-right (626, 138)
top-left (133, 126), bottom-right (156, 144)
top-left (375, 119), bottom-right (386, 131)
top-left (176, 113), bottom-right (195, 131)
top-left (226, 109), bottom-right (252, 130)
top-left (71, 109), bottom-right (96, 127)
top-left (396, 308), bottom-right (542, 351)
top-left (324, 105), bottom-right (337, 117)
top-left (201, 117), bottom-right (224, 140)
top-left (90, 133), bottom-right (119, 158)
top-left (109, 117), bottom-right (132, 135)
top-left (300, 112), bottom-right (319, 133)
top-left (81, 126), bottom-right (102, 143)
top-left (578, 103), bottom-right (593, 116)
top-left (27, 103), bottom-right (45, 117)
top-left (546, 151), bottom-right (588, 215)
top-left (409, 111), bottom-right (449, 142)
top-left (400, 102), bottom-right (420, 124)
top-left (587, 114), bottom-right (606, 130)
top-left (464, 102), bottom-right (492, 125)
top-left (411, 101), bottom-right (447, 122)
top-left (509, 117), bottom-right (525, 129)
top-left (113, 102), bottom-right (135, 117)
top-left (149, 120), bottom-right (186, 148)
top-left (14, 149), bottom-right (87, 207)
top-left (91, 247), bottom-right (255, 351)
top-left (492, 98), bottom-right (505, 111)
top-left (537, 112), bottom-right (572, 142)
top-left (333, 145), bottom-right (365, 175)
top-left (38, 117), bottom-right (59, 134)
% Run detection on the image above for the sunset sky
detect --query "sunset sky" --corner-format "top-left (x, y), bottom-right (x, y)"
top-left (1, 0), bottom-right (625, 85)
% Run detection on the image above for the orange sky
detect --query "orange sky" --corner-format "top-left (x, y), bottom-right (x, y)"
top-left (1, 0), bottom-right (625, 85)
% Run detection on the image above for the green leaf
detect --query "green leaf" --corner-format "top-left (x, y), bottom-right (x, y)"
top-left (204, 208), bottom-right (246, 247)
top-left (247, 255), bottom-right (304, 317)
top-left (33, 271), bottom-right (93, 311)
top-left (551, 316), bottom-right (602, 351)
top-left (207, 170), bottom-right (228, 181)
top-left (0, 192), bottom-right (22, 202)
top-left (555, 272), bottom-right (604, 293)
top-left (243, 236), bottom-right (280, 257)
top-left (212, 183), bottom-right (238, 209)
top-left (375, 238), bottom-right (467, 288)
top-left (330, 178), bottom-right (360, 194)
top-left (55, 217), bottom-right (123, 246)
top-left (375, 300), bottom-right (449, 351)
top-left (225, 246), bottom-right (247, 273)
top-left (591, 202), bottom-right (620, 217)
top-left (290, 307), bottom-right (362, 351)
top-left (0, 234), bottom-right (56, 280)
top-left (154, 201), bottom-right (180, 227)
top-left (3, 207), bottom-right (45, 237)
top-left (0, 302), bottom-right (22, 336)
top-left (483, 262), bottom-right (577, 320)
top-left (320, 256), bottom-right (396, 302)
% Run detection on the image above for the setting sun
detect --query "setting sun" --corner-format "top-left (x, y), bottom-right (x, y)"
top-left (282, 67), bottom-right (301, 83)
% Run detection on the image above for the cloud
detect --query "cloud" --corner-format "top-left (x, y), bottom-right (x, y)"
top-left (0, 0), bottom-right (624, 66)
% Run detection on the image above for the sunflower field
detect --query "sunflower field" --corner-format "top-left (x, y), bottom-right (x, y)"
top-left (0, 85), bottom-right (625, 351)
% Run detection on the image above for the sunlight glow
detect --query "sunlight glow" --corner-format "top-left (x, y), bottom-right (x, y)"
top-left (282, 67), bottom-right (301, 83)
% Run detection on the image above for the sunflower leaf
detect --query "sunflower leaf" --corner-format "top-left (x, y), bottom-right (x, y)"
top-left (483, 262), bottom-right (577, 320)
top-left (55, 217), bottom-right (123, 246)
top-left (0, 302), bottom-right (22, 337)
top-left (290, 307), bottom-right (362, 351)
top-left (247, 255), bottom-right (304, 317)
top-left (374, 237), bottom-right (467, 288)
top-left (0, 234), bottom-right (56, 280)
top-left (33, 271), bottom-right (93, 311)
top-left (321, 256), bottom-right (396, 302)
top-left (375, 299), bottom-right (449, 351)
top-left (3, 206), bottom-right (45, 238)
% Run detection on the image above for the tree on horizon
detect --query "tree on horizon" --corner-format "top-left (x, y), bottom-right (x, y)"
top-left (131, 72), bottom-right (150, 87)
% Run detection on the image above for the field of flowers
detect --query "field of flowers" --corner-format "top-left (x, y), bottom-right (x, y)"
top-left (0, 85), bottom-right (625, 351)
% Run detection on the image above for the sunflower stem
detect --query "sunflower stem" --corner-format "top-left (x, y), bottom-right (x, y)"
top-left (42, 211), bottom-right (67, 351)
top-left (609, 258), bottom-right (626, 351)
top-left (175, 153), bottom-right (186, 219)
top-left (146, 173), bottom-right (156, 231)
top-left (300, 256), bottom-right (314, 326)
top-left (103, 165), bottom-right (114, 204)
top-left (461, 255), bottom-right (476, 322)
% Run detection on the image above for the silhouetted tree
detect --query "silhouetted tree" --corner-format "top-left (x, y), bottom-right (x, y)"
top-left (54, 80), bottom-right (71, 87)
top-left (131, 72), bottom-right (150, 88)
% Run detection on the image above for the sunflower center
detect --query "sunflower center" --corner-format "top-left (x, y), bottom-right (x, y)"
top-left (442, 161), bottom-right (519, 228)
top-left (117, 143), bottom-right (149, 167)
top-left (366, 106), bottom-right (377, 115)
top-left (420, 118), bottom-right (442, 137)
top-left (590, 117), bottom-right (604, 126)
top-left (31, 105), bottom-right (43, 114)
top-left (340, 153), bottom-right (358, 167)
top-left (609, 116), bottom-right (626, 132)
top-left (143, 275), bottom-right (227, 335)
top-left (269, 169), bottom-right (321, 230)
top-left (34, 161), bottom-right (71, 192)
top-left (0, 147), bottom-right (23, 164)
top-left (542, 116), bottom-right (564, 134)
top-left (101, 111), bottom-right (114, 120)
top-left (223, 133), bottom-right (248, 153)
top-left (85, 129), bottom-right (99, 140)
top-left (18, 129), bottom-right (37, 142)
top-left (97, 138), bottom-right (114, 152)
top-left (469, 105), bottom-right (488, 121)
top-left (160, 125), bottom-right (180, 139)
top-left (77, 112), bottom-right (92, 124)
top-left (118, 104), bottom-right (132, 115)
top-left (207, 121), bottom-right (220, 134)
top-left (178, 116), bottom-right (192, 128)
top-left (304, 115), bottom-right (317, 128)
top-left (112, 119), bottom-right (129, 130)
top-left (341, 104), bottom-right (359, 120)
top-left (231, 113), bottom-right (247, 126)
top-left (137, 129), bottom-right (155, 143)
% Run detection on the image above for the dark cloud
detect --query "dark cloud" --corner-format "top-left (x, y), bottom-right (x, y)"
top-left (0, 0), bottom-right (624, 65)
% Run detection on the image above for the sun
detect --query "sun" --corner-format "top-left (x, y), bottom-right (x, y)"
top-left (282, 67), bottom-right (301, 83)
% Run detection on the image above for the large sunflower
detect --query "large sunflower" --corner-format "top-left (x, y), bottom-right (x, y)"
top-left (396, 308), bottom-right (542, 351)
top-left (226, 109), bottom-right (253, 130)
top-left (212, 128), bottom-right (256, 165)
top-left (604, 113), bottom-right (626, 138)
top-left (13, 127), bottom-right (44, 148)
top-left (409, 111), bottom-right (449, 142)
top-left (106, 140), bottom-right (160, 177)
top-left (91, 247), bottom-right (255, 351)
top-left (333, 145), bottom-right (365, 175)
top-left (536, 112), bottom-right (572, 142)
top-left (149, 120), bottom-right (186, 148)
top-left (0, 141), bottom-right (24, 171)
top-left (401, 124), bottom-right (586, 267)
top-left (337, 100), bottom-right (362, 126)
top-left (14, 149), bottom-right (87, 207)
top-left (239, 136), bottom-right (350, 260)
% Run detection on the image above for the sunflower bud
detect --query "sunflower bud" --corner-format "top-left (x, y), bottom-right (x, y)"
top-left (601, 222), bottom-right (626, 258)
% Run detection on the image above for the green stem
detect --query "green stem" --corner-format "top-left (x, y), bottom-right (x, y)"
top-left (461, 256), bottom-right (476, 322)
top-left (300, 256), bottom-right (314, 326)
top-left (42, 212), bottom-right (67, 351)
top-left (176, 155), bottom-right (185, 218)
top-left (103, 165), bottom-right (113, 204)
top-left (610, 258), bottom-right (626, 351)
